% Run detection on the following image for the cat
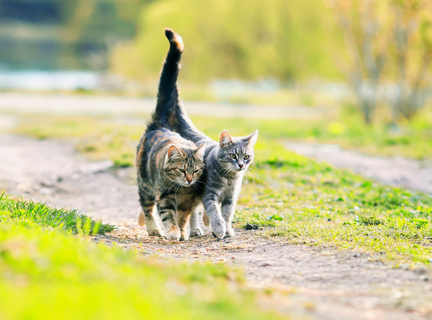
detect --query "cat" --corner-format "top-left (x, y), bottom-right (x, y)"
top-left (158, 28), bottom-right (258, 239)
top-left (136, 30), bottom-right (206, 241)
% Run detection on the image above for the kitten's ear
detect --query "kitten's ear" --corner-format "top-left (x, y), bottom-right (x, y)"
top-left (195, 142), bottom-right (206, 159)
top-left (167, 145), bottom-right (183, 159)
top-left (219, 130), bottom-right (233, 148)
top-left (244, 130), bottom-right (259, 147)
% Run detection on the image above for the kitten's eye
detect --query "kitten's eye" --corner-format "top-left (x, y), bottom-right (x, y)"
top-left (229, 154), bottom-right (237, 159)
top-left (179, 169), bottom-right (186, 174)
top-left (193, 170), bottom-right (200, 174)
top-left (244, 155), bottom-right (250, 160)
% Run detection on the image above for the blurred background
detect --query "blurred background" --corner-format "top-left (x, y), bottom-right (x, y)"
top-left (0, 0), bottom-right (431, 160)
top-left (0, 0), bottom-right (430, 120)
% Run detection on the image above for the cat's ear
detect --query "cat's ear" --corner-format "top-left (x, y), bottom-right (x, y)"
top-left (195, 142), bottom-right (206, 159)
top-left (243, 130), bottom-right (259, 147)
top-left (219, 130), bottom-right (233, 148)
top-left (167, 145), bottom-right (183, 159)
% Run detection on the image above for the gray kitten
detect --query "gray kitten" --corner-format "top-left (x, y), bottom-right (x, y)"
top-left (160, 28), bottom-right (258, 238)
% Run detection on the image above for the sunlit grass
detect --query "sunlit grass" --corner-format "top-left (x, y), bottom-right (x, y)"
top-left (237, 142), bottom-right (432, 266)
top-left (0, 194), bottom-right (113, 234)
top-left (0, 202), bottom-right (281, 320)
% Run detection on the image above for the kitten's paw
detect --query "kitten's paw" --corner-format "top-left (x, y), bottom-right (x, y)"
top-left (225, 227), bottom-right (236, 238)
top-left (180, 230), bottom-right (189, 241)
top-left (190, 227), bottom-right (204, 237)
top-left (211, 220), bottom-right (226, 239)
top-left (148, 228), bottom-right (164, 237)
top-left (165, 227), bottom-right (181, 241)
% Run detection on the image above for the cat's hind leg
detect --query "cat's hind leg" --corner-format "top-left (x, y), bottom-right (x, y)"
top-left (189, 207), bottom-right (204, 237)
top-left (137, 208), bottom-right (146, 227)
top-left (178, 208), bottom-right (192, 241)
top-left (202, 210), bottom-right (210, 227)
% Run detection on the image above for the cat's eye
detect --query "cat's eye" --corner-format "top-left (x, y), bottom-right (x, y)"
top-left (193, 170), bottom-right (200, 174)
top-left (244, 155), bottom-right (250, 160)
top-left (229, 154), bottom-right (237, 159)
top-left (179, 169), bottom-right (186, 174)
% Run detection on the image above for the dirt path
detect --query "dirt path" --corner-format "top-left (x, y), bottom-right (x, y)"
top-left (286, 142), bottom-right (432, 194)
top-left (0, 92), bottom-right (326, 119)
top-left (1, 134), bottom-right (431, 320)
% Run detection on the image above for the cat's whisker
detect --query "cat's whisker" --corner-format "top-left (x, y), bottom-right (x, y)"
top-left (248, 167), bottom-right (261, 176)
top-left (247, 168), bottom-right (259, 180)
top-left (245, 169), bottom-right (257, 187)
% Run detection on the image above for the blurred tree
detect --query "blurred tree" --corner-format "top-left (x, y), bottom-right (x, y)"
top-left (389, 0), bottom-right (432, 120)
top-left (334, 0), bottom-right (389, 123)
top-left (111, 0), bottom-right (345, 84)
top-left (334, 0), bottom-right (432, 123)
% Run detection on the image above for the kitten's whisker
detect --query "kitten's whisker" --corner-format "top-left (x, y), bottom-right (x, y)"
top-left (245, 169), bottom-right (256, 187)
top-left (248, 167), bottom-right (261, 177)
top-left (247, 169), bottom-right (258, 179)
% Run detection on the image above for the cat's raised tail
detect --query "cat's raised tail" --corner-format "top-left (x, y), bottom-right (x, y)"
top-left (149, 28), bottom-right (184, 131)
top-left (150, 28), bottom-right (207, 144)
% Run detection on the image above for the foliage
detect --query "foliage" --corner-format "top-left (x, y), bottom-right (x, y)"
top-left (111, 0), bottom-right (344, 83)
top-left (0, 194), bottom-right (113, 234)
top-left (333, 0), bottom-right (432, 122)
top-left (110, 0), bottom-right (432, 124)
top-left (0, 218), bottom-right (280, 319)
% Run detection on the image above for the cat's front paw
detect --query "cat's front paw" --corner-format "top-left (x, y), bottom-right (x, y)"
top-left (190, 227), bottom-right (204, 237)
top-left (225, 226), bottom-right (236, 238)
top-left (148, 228), bottom-right (164, 237)
top-left (211, 219), bottom-right (226, 239)
top-left (165, 226), bottom-right (181, 241)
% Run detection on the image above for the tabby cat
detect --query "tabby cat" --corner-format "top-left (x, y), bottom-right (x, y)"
top-left (159, 29), bottom-right (258, 239)
top-left (136, 30), bottom-right (206, 241)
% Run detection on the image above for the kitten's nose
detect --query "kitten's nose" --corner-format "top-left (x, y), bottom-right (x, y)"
top-left (186, 177), bottom-right (193, 184)
top-left (239, 164), bottom-right (244, 169)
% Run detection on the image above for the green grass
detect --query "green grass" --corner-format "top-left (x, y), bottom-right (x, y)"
top-left (14, 104), bottom-right (432, 167)
top-left (12, 113), bottom-right (432, 266)
top-left (0, 196), bottom-right (282, 320)
top-left (188, 104), bottom-right (432, 161)
top-left (0, 194), bottom-right (113, 234)
top-left (15, 116), bottom-right (143, 168)
top-left (237, 142), bottom-right (432, 266)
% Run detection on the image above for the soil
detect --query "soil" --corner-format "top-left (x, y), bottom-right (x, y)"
top-left (1, 134), bottom-right (431, 320)
top-left (286, 142), bottom-right (432, 194)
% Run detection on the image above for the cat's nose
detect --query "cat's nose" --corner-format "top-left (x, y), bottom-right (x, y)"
top-left (186, 177), bottom-right (193, 184)
top-left (239, 164), bottom-right (244, 169)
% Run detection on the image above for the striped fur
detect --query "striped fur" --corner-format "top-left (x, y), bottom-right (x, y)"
top-left (155, 28), bottom-right (259, 239)
top-left (136, 29), bottom-right (206, 241)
